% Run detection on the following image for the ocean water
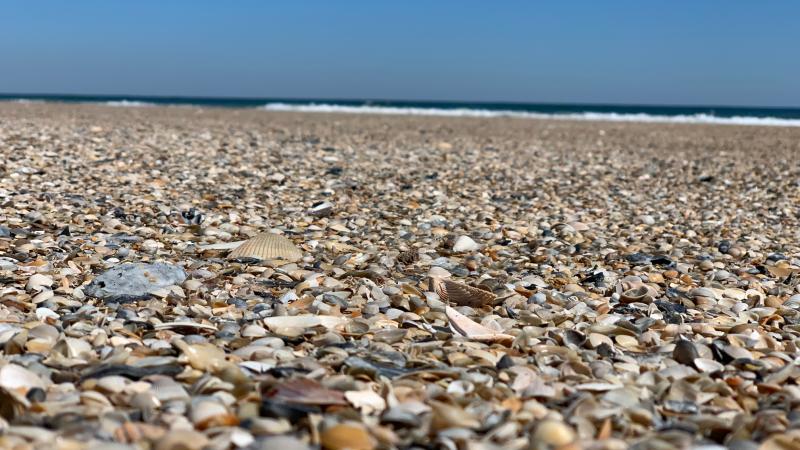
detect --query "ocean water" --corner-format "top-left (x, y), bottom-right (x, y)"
top-left (2, 94), bottom-right (800, 127)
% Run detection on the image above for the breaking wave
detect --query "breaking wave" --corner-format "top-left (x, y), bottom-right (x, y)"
top-left (262, 102), bottom-right (800, 127)
top-left (104, 100), bottom-right (155, 107)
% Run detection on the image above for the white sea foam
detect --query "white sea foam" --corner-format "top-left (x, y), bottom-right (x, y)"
top-left (104, 100), bottom-right (155, 107)
top-left (262, 102), bottom-right (800, 127)
top-left (6, 98), bottom-right (45, 104)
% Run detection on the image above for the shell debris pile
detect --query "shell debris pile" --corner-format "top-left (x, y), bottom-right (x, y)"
top-left (1, 102), bottom-right (800, 449)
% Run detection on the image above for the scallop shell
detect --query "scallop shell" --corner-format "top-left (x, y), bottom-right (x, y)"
top-left (434, 279), bottom-right (497, 307)
top-left (228, 233), bottom-right (303, 262)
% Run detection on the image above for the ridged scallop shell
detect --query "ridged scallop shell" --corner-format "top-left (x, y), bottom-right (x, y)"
top-left (228, 233), bottom-right (303, 262)
top-left (434, 279), bottom-right (497, 307)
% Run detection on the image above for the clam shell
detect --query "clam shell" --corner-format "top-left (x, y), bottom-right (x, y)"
top-left (0, 364), bottom-right (46, 391)
top-left (190, 398), bottom-right (238, 430)
top-left (434, 279), bottom-right (497, 307)
top-left (445, 306), bottom-right (514, 345)
top-left (619, 285), bottom-right (653, 304)
top-left (150, 376), bottom-right (190, 402)
top-left (532, 420), bottom-right (576, 447)
top-left (320, 423), bottom-right (376, 450)
top-left (429, 400), bottom-right (480, 431)
top-left (228, 233), bottom-right (303, 262)
top-left (694, 357), bottom-right (724, 373)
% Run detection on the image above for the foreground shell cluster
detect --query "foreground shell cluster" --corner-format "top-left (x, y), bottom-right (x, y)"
top-left (2, 103), bottom-right (800, 449)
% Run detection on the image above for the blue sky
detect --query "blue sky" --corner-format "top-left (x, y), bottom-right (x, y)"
top-left (1, 1), bottom-right (798, 106)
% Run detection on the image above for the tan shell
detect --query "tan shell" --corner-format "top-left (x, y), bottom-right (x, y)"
top-left (434, 279), bottom-right (497, 307)
top-left (228, 233), bottom-right (303, 262)
top-left (445, 306), bottom-right (514, 346)
top-left (619, 285), bottom-right (654, 304)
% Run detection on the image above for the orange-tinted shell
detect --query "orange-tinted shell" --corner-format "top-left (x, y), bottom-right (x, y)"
top-left (435, 279), bottom-right (497, 307)
top-left (228, 233), bottom-right (303, 262)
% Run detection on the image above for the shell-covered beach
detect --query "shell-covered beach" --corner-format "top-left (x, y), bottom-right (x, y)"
top-left (2, 102), bottom-right (800, 449)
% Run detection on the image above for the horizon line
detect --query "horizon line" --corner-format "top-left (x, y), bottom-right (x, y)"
top-left (1, 92), bottom-right (798, 111)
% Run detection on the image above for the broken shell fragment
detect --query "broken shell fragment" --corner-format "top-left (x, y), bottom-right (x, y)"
top-left (445, 306), bottom-right (514, 345)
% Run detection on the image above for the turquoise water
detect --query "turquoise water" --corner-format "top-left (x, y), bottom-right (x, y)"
top-left (2, 94), bottom-right (800, 125)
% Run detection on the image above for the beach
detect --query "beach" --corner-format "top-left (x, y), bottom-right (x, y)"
top-left (2, 102), bottom-right (800, 448)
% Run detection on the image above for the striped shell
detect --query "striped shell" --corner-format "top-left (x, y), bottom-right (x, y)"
top-left (434, 279), bottom-right (497, 307)
top-left (228, 233), bottom-right (303, 262)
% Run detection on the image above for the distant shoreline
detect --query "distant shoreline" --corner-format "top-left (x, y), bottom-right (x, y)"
top-left (3, 94), bottom-right (800, 127)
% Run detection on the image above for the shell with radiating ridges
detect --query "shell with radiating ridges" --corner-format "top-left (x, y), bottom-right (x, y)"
top-left (434, 279), bottom-right (498, 307)
top-left (228, 233), bottom-right (303, 262)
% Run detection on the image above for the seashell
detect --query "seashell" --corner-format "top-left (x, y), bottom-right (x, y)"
top-left (561, 329), bottom-right (586, 347)
top-left (452, 235), bottom-right (480, 252)
top-left (784, 294), bottom-right (800, 309)
top-left (616, 275), bottom-right (644, 294)
top-left (344, 319), bottom-right (370, 335)
top-left (198, 240), bottom-right (247, 251)
top-left (180, 207), bottom-right (204, 225)
top-left (26, 274), bottom-right (53, 292)
top-left (672, 339), bottom-right (700, 366)
top-left (568, 221), bottom-right (590, 231)
top-left (80, 390), bottom-right (113, 408)
top-left (228, 233), bottom-right (303, 262)
top-left (264, 378), bottom-right (347, 406)
top-left (262, 315), bottom-right (347, 331)
top-left (344, 390), bottom-right (386, 415)
top-left (154, 430), bottom-right (209, 450)
top-left (114, 422), bottom-right (167, 444)
top-left (96, 375), bottom-right (128, 394)
top-left (446, 380), bottom-right (475, 396)
top-left (190, 397), bottom-right (239, 430)
top-left (32, 290), bottom-right (54, 304)
top-left (149, 376), bottom-right (190, 403)
top-left (172, 339), bottom-right (227, 372)
top-left (397, 249), bottom-right (419, 265)
top-left (767, 261), bottom-right (796, 278)
top-left (154, 321), bottom-right (218, 332)
top-left (29, 324), bottom-right (59, 343)
top-left (309, 201), bottom-right (334, 217)
top-left (241, 324), bottom-right (267, 338)
top-left (320, 422), bottom-right (375, 450)
top-left (619, 285), bottom-right (653, 304)
top-left (445, 306), bottom-right (513, 345)
top-left (52, 337), bottom-right (93, 359)
top-left (0, 364), bottom-right (46, 392)
top-left (428, 266), bottom-right (452, 279)
top-left (434, 279), bottom-right (498, 307)
top-left (183, 279), bottom-right (203, 291)
top-left (35, 307), bottom-right (58, 321)
top-left (129, 390), bottom-right (161, 412)
top-left (429, 400), bottom-right (480, 431)
top-left (26, 338), bottom-right (54, 353)
top-left (532, 420), bottom-right (576, 447)
top-left (693, 358), bottom-right (724, 374)
top-left (690, 287), bottom-right (717, 300)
